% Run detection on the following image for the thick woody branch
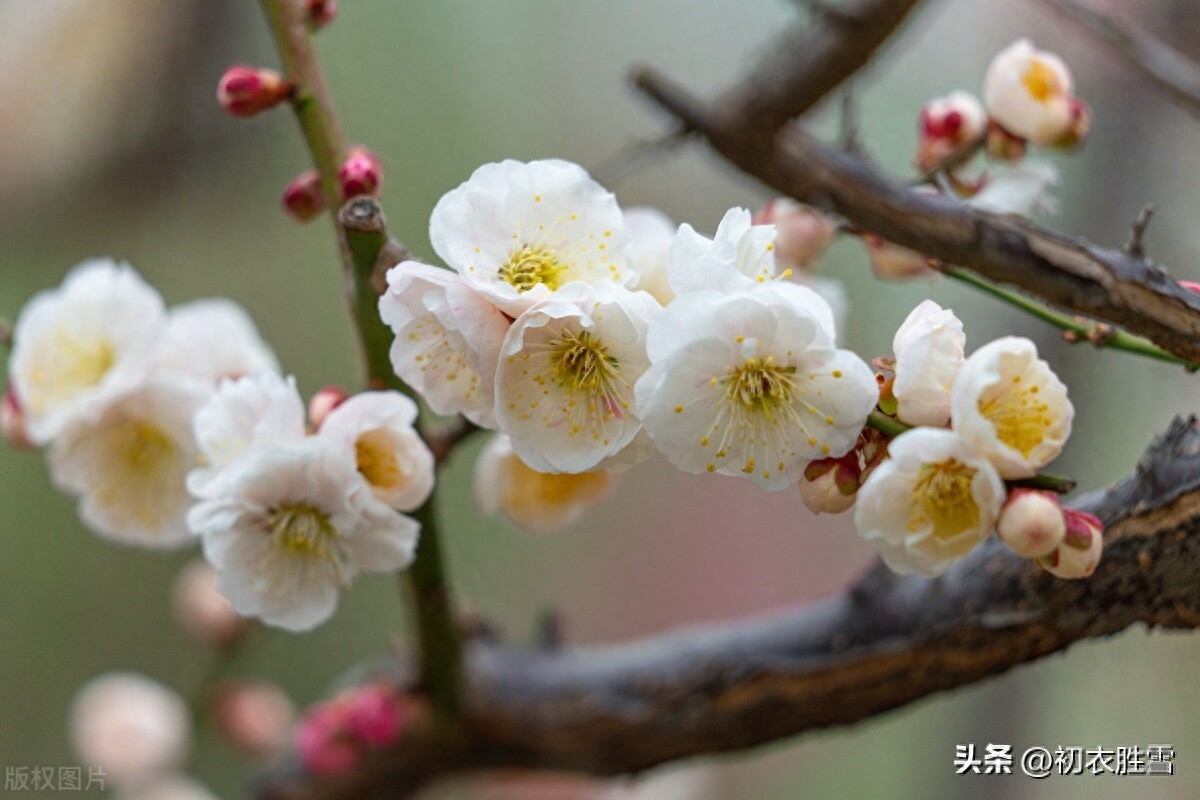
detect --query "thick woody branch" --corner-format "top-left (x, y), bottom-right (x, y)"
top-left (1036, 0), bottom-right (1200, 120)
top-left (257, 417), bottom-right (1200, 800)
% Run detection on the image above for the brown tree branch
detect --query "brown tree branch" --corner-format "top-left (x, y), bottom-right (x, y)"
top-left (257, 417), bottom-right (1200, 800)
top-left (1035, 0), bottom-right (1200, 120)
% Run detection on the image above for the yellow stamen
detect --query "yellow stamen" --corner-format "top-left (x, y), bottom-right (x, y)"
top-left (1021, 59), bottom-right (1060, 103)
top-left (978, 382), bottom-right (1051, 458)
top-left (501, 245), bottom-right (568, 292)
top-left (908, 460), bottom-right (979, 541)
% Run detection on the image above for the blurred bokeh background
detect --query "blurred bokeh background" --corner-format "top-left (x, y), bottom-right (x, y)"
top-left (2, 0), bottom-right (1200, 797)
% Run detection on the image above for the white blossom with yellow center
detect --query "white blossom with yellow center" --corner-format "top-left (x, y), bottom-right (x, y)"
top-left (951, 336), bottom-right (1073, 479)
top-left (983, 39), bottom-right (1075, 145)
top-left (855, 428), bottom-right (1005, 576)
top-left (474, 433), bottom-right (619, 534)
top-left (429, 159), bottom-right (634, 317)
top-left (635, 284), bottom-right (877, 491)
top-left (892, 300), bottom-right (965, 428)
top-left (317, 391), bottom-right (434, 511)
top-left (495, 282), bottom-right (659, 474)
top-left (379, 261), bottom-right (510, 428)
top-left (187, 438), bottom-right (419, 632)
top-left (9, 259), bottom-right (165, 444)
top-left (49, 379), bottom-right (208, 548)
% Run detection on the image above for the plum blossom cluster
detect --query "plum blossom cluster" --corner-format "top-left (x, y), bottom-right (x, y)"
top-left (4, 260), bottom-right (434, 632)
top-left (843, 301), bottom-right (1099, 578)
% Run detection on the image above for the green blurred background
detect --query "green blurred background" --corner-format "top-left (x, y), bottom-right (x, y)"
top-left (2, 0), bottom-right (1200, 797)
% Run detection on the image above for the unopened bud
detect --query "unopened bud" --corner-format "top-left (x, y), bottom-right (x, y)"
top-left (305, 0), bottom-right (337, 29)
top-left (798, 458), bottom-right (858, 514)
top-left (752, 198), bottom-right (838, 271)
top-left (1052, 97), bottom-right (1091, 149)
top-left (308, 385), bottom-right (350, 430)
top-left (985, 120), bottom-right (1028, 163)
top-left (170, 560), bottom-right (249, 649)
top-left (212, 681), bottom-right (295, 760)
top-left (217, 65), bottom-right (292, 118)
top-left (1037, 509), bottom-right (1103, 579)
top-left (2, 389), bottom-right (34, 450)
top-left (863, 234), bottom-right (934, 280)
top-left (282, 170), bottom-right (326, 223)
top-left (997, 489), bottom-right (1064, 558)
top-left (295, 682), bottom-right (415, 777)
top-left (338, 146), bottom-right (383, 200)
top-left (1179, 280), bottom-right (1200, 295)
top-left (983, 39), bottom-right (1075, 146)
top-left (916, 91), bottom-right (986, 172)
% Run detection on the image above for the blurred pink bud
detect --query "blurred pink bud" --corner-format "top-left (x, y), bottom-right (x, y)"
top-left (217, 65), bottom-right (292, 118)
top-left (71, 673), bottom-right (190, 788)
top-left (282, 170), bottom-right (326, 223)
top-left (308, 385), bottom-right (350, 431)
top-left (916, 91), bottom-right (986, 172)
top-left (1180, 280), bottom-right (1200, 295)
top-left (997, 489), bottom-right (1064, 559)
top-left (1052, 97), bottom-right (1091, 149)
top-left (295, 699), bottom-right (360, 776)
top-left (338, 146), bottom-right (383, 200)
top-left (863, 234), bottom-right (934, 280)
top-left (170, 560), bottom-right (249, 649)
top-left (305, 0), bottom-right (337, 29)
top-left (2, 388), bottom-right (34, 450)
top-left (1038, 509), bottom-right (1103, 579)
top-left (752, 198), bottom-right (837, 270)
top-left (985, 120), bottom-right (1028, 163)
top-left (347, 684), bottom-right (404, 747)
top-left (212, 681), bottom-right (295, 760)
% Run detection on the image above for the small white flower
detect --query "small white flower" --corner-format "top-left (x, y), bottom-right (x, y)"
top-left (429, 159), bottom-right (633, 316)
top-left (495, 282), bottom-right (659, 473)
top-left (891, 300), bottom-right (965, 428)
top-left (378, 261), bottom-right (510, 428)
top-left (70, 672), bottom-right (189, 789)
top-left (624, 206), bottom-right (677, 305)
top-left (188, 438), bottom-right (419, 632)
top-left (188, 371), bottom-right (307, 498)
top-left (9, 259), bottom-right (166, 444)
top-left (667, 207), bottom-right (784, 296)
top-left (153, 299), bottom-right (279, 385)
top-left (317, 391), bottom-right (434, 511)
top-left (967, 161), bottom-right (1059, 216)
top-left (951, 336), bottom-right (1072, 478)
top-left (983, 39), bottom-right (1075, 146)
top-left (636, 285), bottom-right (876, 490)
top-left (49, 379), bottom-right (208, 548)
top-left (855, 428), bottom-right (1005, 576)
top-left (996, 489), bottom-right (1064, 559)
top-left (474, 433), bottom-right (619, 533)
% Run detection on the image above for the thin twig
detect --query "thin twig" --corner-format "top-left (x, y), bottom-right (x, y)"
top-left (1124, 203), bottom-right (1155, 259)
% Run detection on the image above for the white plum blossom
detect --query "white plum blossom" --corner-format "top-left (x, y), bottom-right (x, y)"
top-left (967, 161), bottom-right (1059, 216)
top-left (49, 379), bottom-right (209, 549)
top-left (9, 259), bottom-right (165, 444)
top-left (429, 159), bottom-right (633, 316)
top-left (495, 282), bottom-right (659, 473)
top-left (667, 207), bottom-right (785, 295)
top-left (153, 299), bottom-right (279, 385)
top-left (636, 285), bottom-right (876, 490)
top-left (951, 336), bottom-right (1072, 479)
top-left (378, 261), bottom-right (509, 428)
top-left (983, 39), bottom-right (1075, 145)
top-left (187, 438), bottom-right (420, 632)
top-left (624, 206), bottom-right (677, 306)
top-left (188, 371), bottom-right (307, 498)
top-left (891, 300), bottom-right (965, 428)
top-left (855, 428), bottom-right (1005, 576)
top-left (70, 672), bottom-right (189, 789)
top-left (317, 391), bottom-right (434, 510)
top-left (474, 433), bottom-right (619, 533)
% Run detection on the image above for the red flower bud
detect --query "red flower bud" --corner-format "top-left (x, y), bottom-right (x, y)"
top-left (217, 65), bottom-right (293, 118)
top-left (305, 0), bottom-right (337, 29)
top-left (282, 170), bottom-right (326, 223)
top-left (338, 147), bottom-right (384, 200)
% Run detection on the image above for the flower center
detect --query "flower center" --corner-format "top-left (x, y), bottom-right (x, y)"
top-left (550, 330), bottom-right (621, 399)
top-left (501, 245), bottom-right (568, 292)
top-left (356, 428), bottom-right (402, 491)
top-left (1021, 59), bottom-right (1060, 103)
top-left (725, 356), bottom-right (797, 415)
top-left (119, 421), bottom-right (176, 475)
top-left (267, 503), bottom-right (337, 559)
top-left (909, 460), bottom-right (980, 541)
top-left (28, 330), bottom-right (117, 410)
top-left (978, 379), bottom-right (1051, 458)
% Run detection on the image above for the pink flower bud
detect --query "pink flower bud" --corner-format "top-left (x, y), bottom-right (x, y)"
top-left (217, 65), bottom-right (293, 118)
top-left (916, 91), bottom-right (986, 172)
top-left (212, 681), bottom-right (295, 760)
top-left (305, 0), bottom-right (337, 29)
top-left (347, 684), bottom-right (405, 747)
top-left (338, 146), bottom-right (384, 200)
top-left (997, 489), bottom-right (1064, 558)
top-left (1051, 96), bottom-right (1091, 149)
top-left (170, 560), bottom-right (249, 649)
top-left (282, 170), bottom-right (326, 223)
top-left (1038, 509), bottom-right (1103, 579)
top-left (1, 388), bottom-right (34, 450)
top-left (295, 699), bottom-right (360, 776)
top-left (752, 198), bottom-right (838, 271)
top-left (1179, 280), bottom-right (1200, 295)
top-left (797, 468), bottom-right (857, 515)
top-left (863, 234), bottom-right (934, 280)
top-left (308, 385), bottom-right (350, 431)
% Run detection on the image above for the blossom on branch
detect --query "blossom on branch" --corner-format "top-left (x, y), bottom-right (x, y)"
top-left (983, 39), bottom-right (1076, 146)
top-left (891, 300), bottom-right (965, 428)
top-left (666, 207), bottom-right (788, 295)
